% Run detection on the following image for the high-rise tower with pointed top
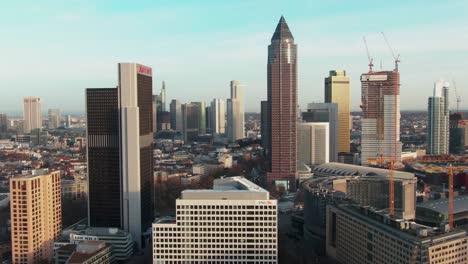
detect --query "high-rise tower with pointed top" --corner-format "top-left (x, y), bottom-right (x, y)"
top-left (267, 16), bottom-right (298, 191)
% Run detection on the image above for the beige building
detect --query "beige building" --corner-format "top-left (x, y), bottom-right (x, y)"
top-left (10, 169), bottom-right (62, 264)
top-left (298, 122), bottom-right (329, 166)
top-left (327, 204), bottom-right (468, 264)
top-left (153, 176), bottom-right (278, 263)
top-left (61, 179), bottom-right (87, 200)
top-left (325, 70), bottom-right (350, 153)
top-left (23, 96), bottom-right (42, 133)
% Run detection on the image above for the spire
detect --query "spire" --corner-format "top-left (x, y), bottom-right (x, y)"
top-left (271, 15), bottom-right (293, 41)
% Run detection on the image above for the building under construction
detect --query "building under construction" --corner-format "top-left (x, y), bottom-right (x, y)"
top-left (360, 70), bottom-right (402, 165)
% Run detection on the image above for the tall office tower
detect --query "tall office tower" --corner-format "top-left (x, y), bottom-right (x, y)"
top-left (66, 115), bottom-right (72, 127)
top-left (449, 113), bottom-right (465, 154)
top-left (0, 113), bottom-right (7, 133)
top-left (182, 103), bottom-right (200, 143)
top-left (325, 70), bottom-right (350, 153)
top-left (261, 101), bottom-right (269, 155)
top-left (86, 63), bottom-right (154, 250)
top-left (191, 101), bottom-right (206, 134)
top-left (157, 111), bottom-right (171, 130)
top-left (360, 71), bottom-right (402, 165)
top-left (152, 95), bottom-right (158, 133)
top-left (153, 177), bottom-right (278, 263)
top-left (227, 80), bottom-right (245, 142)
top-left (267, 16), bottom-right (298, 191)
top-left (427, 80), bottom-right (450, 155)
top-left (298, 122), bottom-right (329, 166)
top-left (161, 81), bottom-right (167, 111)
top-left (211, 98), bottom-right (225, 135)
top-left (10, 170), bottom-right (62, 264)
top-left (48, 108), bottom-right (61, 129)
top-left (170, 99), bottom-right (182, 131)
top-left (303, 103), bottom-right (338, 162)
top-left (23, 96), bottom-right (42, 133)
top-left (205, 105), bottom-right (213, 133)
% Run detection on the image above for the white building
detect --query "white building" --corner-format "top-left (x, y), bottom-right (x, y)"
top-left (153, 176), bottom-right (278, 263)
top-left (211, 98), bottom-right (226, 135)
top-left (23, 96), bottom-right (42, 133)
top-left (427, 80), bottom-right (449, 155)
top-left (298, 122), bottom-right (329, 166)
top-left (227, 80), bottom-right (245, 142)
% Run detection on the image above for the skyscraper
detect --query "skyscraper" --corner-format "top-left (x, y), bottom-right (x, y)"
top-left (0, 113), bottom-right (7, 133)
top-left (23, 96), bottom-right (42, 133)
top-left (261, 101), bottom-right (269, 155)
top-left (86, 63), bottom-right (154, 249)
top-left (227, 80), bottom-right (245, 142)
top-left (303, 103), bottom-right (338, 162)
top-left (161, 81), bottom-right (167, 111)
top-left (360, 71), bottom-right (402, 165)
top-left (191, 101), bottom-right (206, 134)
top-left (182, 103), bottom-right (200, 143)
top-left (206, 105), bottom-right (213, 134)
top-left (152, 95), bottom-right (158, 133)
top-left (48, 108), bottom-right (61, 129)
top-left (267, 16), bottom-right (298, 191)
top-left (325, 70), bottom-right (350, 153)
top-left (170, 99), bottom-right (182, 131)
top-left (427, 80), bottom-right (449, 155)
top-left (10, 169), bottom-right (62, 264)
top-left (211, 98), bottom-right (226, 135)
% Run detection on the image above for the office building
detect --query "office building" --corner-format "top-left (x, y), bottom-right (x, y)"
top-left (86, 63), bottom-right (154, 249)
top-left (211, 98), bottom-right (225, 135)
top-left (170, 99), bottom-right (182, 131)
top-left (66, 115), bottom-right (72, 127)
top-left (153, 176), bottom-right (278, 263)
top-left (303, 103), bottom-right (338, 162)
top-left (266, 16), bottom-right (298, 191)
top-left (206, 105), bottom-right (213, 133)
top-left (298, 122), bottom-right (329, 166)
top-left (23, 96), bottom-right (42, 133)
top-left (10, 170), bottom-right (62, 264)
top-left (261, 101), bottom-right (269, 155)
top-left (192, 101), bottom-right (207, 134)
top-left (182, 103), bottom-right (200, 143)
top-left (160, 81), bottom-right (167, 111)
top-left (427, 80), bottom-right (449, 154)
top-left (326, 204), bottom-right (468, 264)
top-left (227, 80), bottom-right (245, 142)
top-left (157, 111), bottom-right (171, 131)
top-left (0, 113), bottom-right (7, 133)
top-left (360, 71), bottom-right (402, 165)
top-left (48, 108), bottom-right (61, 129)
top-left (65, 241), bottom-right (113, 264)
top-left (325, 70), bottom-right (350, 153)
top-left (449, 113), bottom-right (465, 154)
top-left (152, 95), bottom-right (158, 133)
top-left (152, 81), bottom-right (167, 133)
top-left (337, 152), bottom-right (359, 165)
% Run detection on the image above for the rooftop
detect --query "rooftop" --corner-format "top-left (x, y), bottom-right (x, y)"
top-left (313, 162), bottom-right (415, 181)
top-left (417, 195), bottom-right (468, 215)
top-left (271, 16), bottom-right (293, 41)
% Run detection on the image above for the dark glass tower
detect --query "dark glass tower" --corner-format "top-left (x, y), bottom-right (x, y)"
top-left (86, 88), bottom-right (121, 228)
top-left (267, 16), bottom-right (298, 191)
top-left (86, 63), bottom-right (154, 250)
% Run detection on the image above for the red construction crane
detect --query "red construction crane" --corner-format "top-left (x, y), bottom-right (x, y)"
top-left (448, 164), bottom-right (454, 228)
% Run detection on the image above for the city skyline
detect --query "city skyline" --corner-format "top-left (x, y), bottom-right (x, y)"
top-left (1, 1), bottom-right (468, 113)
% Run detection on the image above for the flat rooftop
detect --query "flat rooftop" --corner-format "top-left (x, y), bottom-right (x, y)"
top-left (181, 176), bottom-right (270, 200)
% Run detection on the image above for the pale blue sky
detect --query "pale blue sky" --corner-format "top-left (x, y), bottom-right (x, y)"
top-left (1, 0), bottom-right (467, 114)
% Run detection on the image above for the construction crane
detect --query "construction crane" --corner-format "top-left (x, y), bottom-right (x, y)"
top-left (452, 78), bottom-right (462, 113)
top-left (381, 32), bottom-right (400, 72)
top-left (363, 36), bottom-right (374, 72)
top-left (448, 164), bottom-right (454, 228)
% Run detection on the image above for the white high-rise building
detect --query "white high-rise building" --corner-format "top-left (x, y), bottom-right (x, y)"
top-left (48, 108), bottom-right (61, 129)
top-left (153, 176), bottom-right (278, 263)
top-left (427, 80), bottom-right (449, 155)
top-left (211, 98), bottom-right (226, 135)
top-left (227, 80), bottom-right (245, 142)
top-left (298, 122), bottom-right (329, 166)
top-left (23, 96), bottom-right (42, 133)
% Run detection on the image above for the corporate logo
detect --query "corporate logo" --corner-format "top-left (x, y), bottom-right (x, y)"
top-left (137, 64), bottom-right (152, 76)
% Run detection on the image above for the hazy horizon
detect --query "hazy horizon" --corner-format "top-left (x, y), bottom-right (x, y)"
top-left (1, 0), bottom-right (467, 113)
